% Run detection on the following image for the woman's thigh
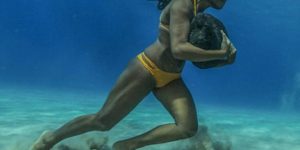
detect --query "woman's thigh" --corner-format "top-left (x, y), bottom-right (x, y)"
top-left (96, 58), bottom-right (156, 127)
top-left (152, 78), bottom-right (198, 129)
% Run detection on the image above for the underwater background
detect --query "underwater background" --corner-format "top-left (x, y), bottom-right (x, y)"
top-left (0, 0), bottom-right (299, 150)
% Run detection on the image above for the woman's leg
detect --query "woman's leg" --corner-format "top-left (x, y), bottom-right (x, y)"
top-left (30, 58), bottom-right (156, 150)
top-left (113, 78), bottom-right (198, 150)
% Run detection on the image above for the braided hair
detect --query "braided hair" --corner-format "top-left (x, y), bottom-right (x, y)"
top-left (157, 0), bottom-right (172, 10)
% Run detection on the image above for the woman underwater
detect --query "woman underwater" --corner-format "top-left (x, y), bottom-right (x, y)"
top-left (31, 0), bottom-right (236, 149)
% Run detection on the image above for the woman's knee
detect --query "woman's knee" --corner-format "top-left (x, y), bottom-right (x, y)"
top-left (178, 124), bottom-right (198, 138)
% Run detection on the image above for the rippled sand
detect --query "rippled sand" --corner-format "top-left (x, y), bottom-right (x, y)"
top-left (0, 87), bottom-right (299, 150)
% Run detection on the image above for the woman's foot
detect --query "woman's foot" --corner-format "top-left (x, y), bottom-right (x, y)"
top-left (30, 130), bottom-right (55, 150)
top-left (112, 140), bottom-right (137, 150)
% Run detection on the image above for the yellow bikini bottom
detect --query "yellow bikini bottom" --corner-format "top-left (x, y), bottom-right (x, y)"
top-left (137, 52), bottom-right (181, 88)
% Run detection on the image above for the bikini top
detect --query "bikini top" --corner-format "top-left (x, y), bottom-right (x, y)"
top-left (160, 0), bottom-right (198, 32)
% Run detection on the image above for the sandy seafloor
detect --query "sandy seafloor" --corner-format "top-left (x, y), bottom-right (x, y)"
top-left (0, 86), bottom-right (299, 150)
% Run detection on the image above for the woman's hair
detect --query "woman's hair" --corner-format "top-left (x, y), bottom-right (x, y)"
top-left (157, 0), bottom-right (227, 10)
top-left (157, 0), bottom-right (171, 10)
top-left (157, 0), bottom-right (205, 10)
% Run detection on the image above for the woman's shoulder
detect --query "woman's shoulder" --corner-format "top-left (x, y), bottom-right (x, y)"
top-left (169, 0), bottom-right (194, 18)
top-left (170, 0), bottom-right (193, 11)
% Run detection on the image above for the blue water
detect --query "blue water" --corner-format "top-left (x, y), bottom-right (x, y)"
top-left (0, 0), bottom-right (299, 150)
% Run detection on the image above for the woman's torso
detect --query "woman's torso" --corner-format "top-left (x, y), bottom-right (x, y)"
top-left (143, 2), bottom-right (188, 73)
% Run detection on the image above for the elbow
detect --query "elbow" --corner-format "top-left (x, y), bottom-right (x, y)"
top-left (172, 48), bottom-right (183, 60)
top-left (171, 44), bottom-right (185, 60)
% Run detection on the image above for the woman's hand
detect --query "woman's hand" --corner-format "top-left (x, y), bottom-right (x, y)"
top-left (220, 30), bottom-right (231, 59)
top-left (227, 42), bottom-right (237, 64)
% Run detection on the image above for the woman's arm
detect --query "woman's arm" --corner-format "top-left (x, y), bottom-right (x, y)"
top-left (169, 0), bottom-right (229, 62)
top-left (203, 41), bottom-right (237, 68)
top-left (201, 52), bottom-right (236, 68)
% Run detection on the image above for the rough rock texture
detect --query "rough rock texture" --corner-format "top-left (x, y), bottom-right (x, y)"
top-left (189, 13), bottom-right (231, 69)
